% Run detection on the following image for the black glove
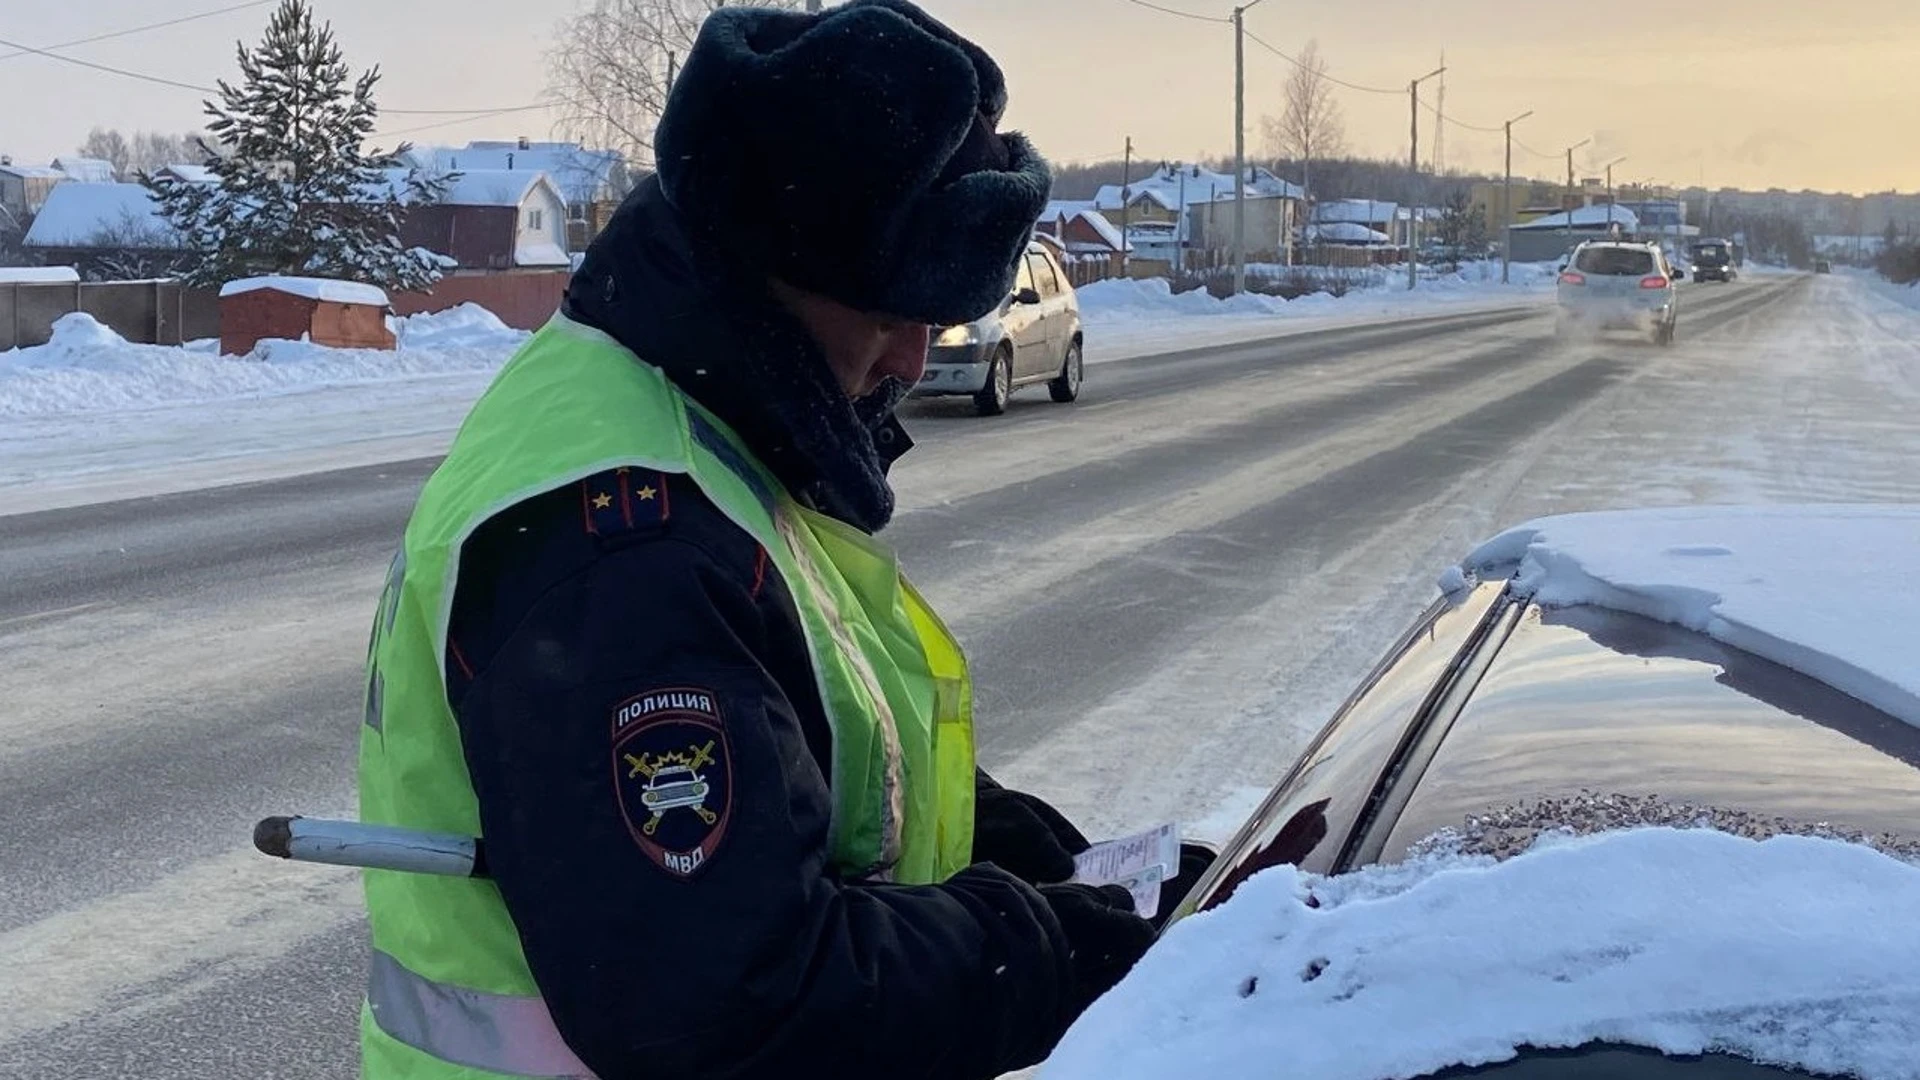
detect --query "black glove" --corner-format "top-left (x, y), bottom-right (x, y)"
top-left (1150, 842), bottom-right (1219, 930)
top-left (1039, 882), bottom-right (1157, 1019)
top-left (973, 780), bottom-right (1090, 885)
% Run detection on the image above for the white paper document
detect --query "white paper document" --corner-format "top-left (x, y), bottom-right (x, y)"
top-left (1071, 823), bottom-right (1180, 918)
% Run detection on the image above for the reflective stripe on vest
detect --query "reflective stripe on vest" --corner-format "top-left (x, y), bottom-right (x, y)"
top-left (368, 949), bottom-right (597, 1079)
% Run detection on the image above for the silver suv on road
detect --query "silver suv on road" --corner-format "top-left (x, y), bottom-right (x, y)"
top-left (1556, 241), bottom-right (1681, 346)
top-left (913, 240), bottom-right (1084, 416)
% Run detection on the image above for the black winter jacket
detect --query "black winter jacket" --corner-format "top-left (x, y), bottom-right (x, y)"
top-left (442, 180), bottom-right (1078, 1080)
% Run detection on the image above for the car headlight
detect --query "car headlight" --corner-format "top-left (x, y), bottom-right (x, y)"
top-left (934, 324), bottom-right (977, 347)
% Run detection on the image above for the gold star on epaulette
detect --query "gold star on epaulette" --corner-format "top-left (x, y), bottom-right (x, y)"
top-left (635, 486), bottom-right (658, 501)
top-left (592, 492), bottom-right (614, 509)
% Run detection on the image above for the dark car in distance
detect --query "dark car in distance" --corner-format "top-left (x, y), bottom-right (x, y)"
top-left (1689, 238), bottom-right (1738, 283)
top-left (1163, 571), bottom-right (1920, 1077)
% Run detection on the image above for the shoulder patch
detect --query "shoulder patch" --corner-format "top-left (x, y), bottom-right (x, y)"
top-left (611, 688), bottom-right (732, 878)
top-left (581, 468), bottom-right (674, 537)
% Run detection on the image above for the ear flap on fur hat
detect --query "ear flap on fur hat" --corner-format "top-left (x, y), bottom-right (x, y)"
top-left (654, 0), bottom-right (1051, 326)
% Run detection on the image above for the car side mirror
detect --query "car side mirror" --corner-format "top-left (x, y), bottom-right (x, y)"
top-left (1014, 287), bottom-right (1041, 305)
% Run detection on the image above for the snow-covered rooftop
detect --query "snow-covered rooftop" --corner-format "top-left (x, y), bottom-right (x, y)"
top-left (1513, 204), bottom-right (1642, 231)
top-left (1092, 165), bottom-right (1300, 214)
top-left (1461, 505), bottom-right (1920, 730)
top-left (51, 157), bottom-right (117, 184)
top-left (434, 169), bottom-right (559, 208)
top-left (1048, 827), bottom-right (1920, 1080)
top-left (219, 276), bottom-right (391, 307)
top-left (1315, 199), bottom-right (1399, 225)
top-left (416, 142), bottom-right (628, 206)
top-left (0, 266), bottom-right (81, 284)
top-left (1306, 222), bottom-right (1391, 244)
top-left (156, 164), bottom-right (216, 185)
top-left (22, 183), bottom-right (179, 249)
top-left (0, 164), bottom-right (65, 180)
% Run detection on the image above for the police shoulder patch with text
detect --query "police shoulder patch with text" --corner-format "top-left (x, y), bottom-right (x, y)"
top-left (611, 688), bottom-right (733, 879)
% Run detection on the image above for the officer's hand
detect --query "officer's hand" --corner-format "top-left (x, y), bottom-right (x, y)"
top-left (1038, 882), bottom-right (1156, 1018)
top-left (973, 785), bottom-right (1090, 885)
top-left (1150, 842), bottom-right (1220, 930)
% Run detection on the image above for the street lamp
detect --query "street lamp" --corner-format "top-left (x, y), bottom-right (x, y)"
top-left (1501, 110), bottom-right (1533, 284)
top-left (1229, 0), bottom-right (1271, 295)
top-left (1407, 64), bottom-right (1445, 290)
top-left (1602, 156), bottom-right (1627, 234)
top-left (1560, 137), bottom-right (1592, 248)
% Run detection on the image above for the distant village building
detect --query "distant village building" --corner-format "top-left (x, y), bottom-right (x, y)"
top-left (50, 157), bottom-right (119, 184)
top-left (394, 169), bottom-right (572, 274)
top-left (406, 139), bottom-right (631, 248)
top-left (23, 182), bottom-right (186, 279)
top-left (0, 163), bottom-right (67, 231)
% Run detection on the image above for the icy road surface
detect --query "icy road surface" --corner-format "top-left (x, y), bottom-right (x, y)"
top-left (6, 273), bottom-right (1920, 1078)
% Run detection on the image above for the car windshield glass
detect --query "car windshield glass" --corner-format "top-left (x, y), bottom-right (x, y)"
top-left (1575, 247), bottom-right (1655, 275)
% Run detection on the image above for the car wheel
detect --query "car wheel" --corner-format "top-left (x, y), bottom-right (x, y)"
top-left (1048, 339), bottom-right (1083, 403)
top-left (973, 346), bottom-right (1012, 416)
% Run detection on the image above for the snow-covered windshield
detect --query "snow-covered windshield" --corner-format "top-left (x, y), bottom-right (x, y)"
top-left (1045, 828), bottom-right (1920, 1080)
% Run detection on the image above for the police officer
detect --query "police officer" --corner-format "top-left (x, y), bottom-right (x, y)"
top-left (357, 3), bottom-right (1198, 1077)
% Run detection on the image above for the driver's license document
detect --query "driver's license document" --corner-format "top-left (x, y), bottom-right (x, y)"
top-left (1071, 823), bottom-right (1180, 918)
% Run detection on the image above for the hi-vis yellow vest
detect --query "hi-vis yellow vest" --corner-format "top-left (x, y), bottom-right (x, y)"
top-left (357, 316), bottom-right (976, 1078)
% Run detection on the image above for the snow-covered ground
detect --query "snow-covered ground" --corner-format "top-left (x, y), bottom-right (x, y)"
top-left (0, 273), bottom-right (1553, 514)
top-left (1050, 828), bottom-right (1920, 1080)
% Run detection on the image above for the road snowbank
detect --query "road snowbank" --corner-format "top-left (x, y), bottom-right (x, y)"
top-left (1048, 827), bottom-right (1920, 1080)
top-left (0, 306), bottom-right (526, 419)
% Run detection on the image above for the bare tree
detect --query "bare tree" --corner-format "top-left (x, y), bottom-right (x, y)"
top-left (1261, 40), bottom-right (1345, 203)
top-left (546, 0), bottom-right (803, 167)
top-left (79, 128), bottom-right (207, 178)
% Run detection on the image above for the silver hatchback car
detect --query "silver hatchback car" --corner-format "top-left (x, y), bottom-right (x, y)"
top-left (913, 241), bottom-right (1084, 416)
top-left (1556, 241), bottom-right (1680, 346)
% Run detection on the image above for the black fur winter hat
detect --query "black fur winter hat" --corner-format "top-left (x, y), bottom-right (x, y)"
top-left (654, 0), bottom-right (1052, 327)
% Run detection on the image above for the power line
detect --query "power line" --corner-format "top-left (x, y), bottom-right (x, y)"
top-left (0, 31), bottom-right (550, 121)
top-left (1119, 0), bottom-right (1229, 24)
top-left (0, 34), bottom-right (213, 92)
top-left (1240, 28), bottom-right (1400, 95)
top-left (0, 0), bottom-right (275, 63)
top-left (1511, 136), bottom-right (1560, 161)
top-left (373, 105), bottom-right (560, 141)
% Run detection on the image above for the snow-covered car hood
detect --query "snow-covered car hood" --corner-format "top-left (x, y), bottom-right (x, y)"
top-left (1454, 505), bottom-right (1920, 732)
top-left (1045, 827), bottom-right (1920, 1080)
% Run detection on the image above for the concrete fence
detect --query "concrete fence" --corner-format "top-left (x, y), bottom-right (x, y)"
top-left (0, 279), bottom-right (222, 350)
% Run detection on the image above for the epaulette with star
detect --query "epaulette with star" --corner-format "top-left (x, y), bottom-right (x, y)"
top-left (580, 467), bottom-right (673, 537)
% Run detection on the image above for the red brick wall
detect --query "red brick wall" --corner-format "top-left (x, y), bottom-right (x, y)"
top-left (389, 271), bottom-right (569, 330)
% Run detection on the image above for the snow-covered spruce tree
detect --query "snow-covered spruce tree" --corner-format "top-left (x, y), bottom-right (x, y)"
top-left (142, 0), bottom-right (448, 290)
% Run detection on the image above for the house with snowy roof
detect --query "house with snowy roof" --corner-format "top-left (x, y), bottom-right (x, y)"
top-left (405, 138), bottom-right (632, 246)
top-left (22, 182), bottom-right (188, 278)
top-left (51, 157), bottom-right (119, 184)
top-left (392, 169), bottom-right (572, 273)
top-left (0, 163), bottom-right (67, 230)
top-left (1033, 202), bottom-right (1130, 278)
top-left (1506, 203), bottom-right (1643, 263)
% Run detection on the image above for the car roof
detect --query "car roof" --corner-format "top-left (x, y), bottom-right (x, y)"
top-left (1371, 594), bottom-right (1920, 864)
top-left (1575, 240), bottom-right (1657, 250)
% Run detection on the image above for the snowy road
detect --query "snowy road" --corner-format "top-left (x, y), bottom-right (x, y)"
top-left (12, 272), bottom-right (1920, 1078)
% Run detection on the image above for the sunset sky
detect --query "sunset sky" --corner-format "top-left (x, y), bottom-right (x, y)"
top-left (4, 0), bottom-right (1916, 194)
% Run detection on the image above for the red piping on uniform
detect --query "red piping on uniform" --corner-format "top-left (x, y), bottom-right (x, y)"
top-left (580, 480), bottom-right (598, 536)
top-left (448, 638), bottom-right (476, 680)
top-left (618, 469), bottom-right (634, 528)
top-left (657, 472), bottom-right (672, 521)
top-left (751, 546), bottom-right (769, 599)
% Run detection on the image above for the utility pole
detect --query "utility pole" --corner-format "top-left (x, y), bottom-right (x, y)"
top-left (1432, 51), bottom-right (1446, 172)
top-left (1603, 156), bottom-right (1627, 235)
top-left (1561, 137), bottom-right (1591, 252)
top-left (1119, 136), bottom-right (1133, 278)
top-left (1227, 0), bottom-right (1269, 294)
top-left (1408, 65), bottom-right (1445, 290)
top-left (667, 51), bottom-right (678, 90)
top-left (1501, 110), bottom-right (1532, 284)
